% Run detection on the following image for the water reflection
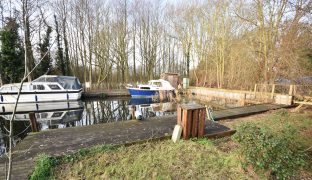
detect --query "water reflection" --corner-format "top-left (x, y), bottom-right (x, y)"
top-left (0, 96), bottom-right (238, 156)
top-left (0, 101), bottom-right (83, 115)
top-left (0, 97), bottom-right (178, 156)
top-left (0, 127), bottom-right (6, 156)
top-left (0, 98), bottom-right (177, 130)
top-left (0, 118), bottom-right (30, 157)
top-left (82, 97), bottom-right (176, 124)
top-left (82, 98), bottom-right (130, 124)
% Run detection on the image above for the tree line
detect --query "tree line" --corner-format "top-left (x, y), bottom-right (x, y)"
top-left (0, 0), bottom-right (311, 89)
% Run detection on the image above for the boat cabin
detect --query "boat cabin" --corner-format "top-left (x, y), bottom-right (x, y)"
top-left (0, 75), bottom-right (82, 93)
top-left (138, 79), bottom-right (175, 90)
top-left (33, 75), bottom-right (82, 90)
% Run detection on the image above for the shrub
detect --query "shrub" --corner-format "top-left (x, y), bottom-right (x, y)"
top-left (233, 123), bottom-right (306, 179)
top-left (100, 93), bottom-right (107, 98)
top-left (30, 154), bottom-right (58, 180)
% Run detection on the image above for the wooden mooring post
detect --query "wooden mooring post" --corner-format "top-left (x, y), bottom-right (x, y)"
top-left (177, 104), bottom-right (206, 140)
top-left (29, 112), bottom-right (39, 132)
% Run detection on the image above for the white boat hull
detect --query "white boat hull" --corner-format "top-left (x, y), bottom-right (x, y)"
top-left (0, 90), bottom-right (82, 104)
top-left (0, 101), bottom-right (83, 114)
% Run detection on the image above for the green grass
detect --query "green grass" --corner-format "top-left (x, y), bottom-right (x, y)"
top-left (233, 123), bottom-right (306, 179)
top-left (30, 154), bottom-right (57, 180)
top-left (53, 139), bottom-right (247, 179)
top-left (230, 109), bottom-right (312, 179)
top-left (29, 145), bottom-right (116, 180)
top-left (30, 110), bottom-right (312, 179)
top-left (230, 109), bottom-right (312, 148)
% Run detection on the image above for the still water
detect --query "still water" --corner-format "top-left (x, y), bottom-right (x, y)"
top-left (0, 96), bottom-right (238, 156)
top-left (0, 97), bottom-right (179, 156)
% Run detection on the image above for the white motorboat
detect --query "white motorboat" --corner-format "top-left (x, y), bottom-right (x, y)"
top-left (0, 75), bottom-right (82, 104)
top-left (0, 101), bottom-right (83, 114)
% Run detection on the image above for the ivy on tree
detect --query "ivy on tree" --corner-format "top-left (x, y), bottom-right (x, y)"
top-left (0, 17), bottom-right (24, 84)
top-left (54, 14), bottom-right (66, 76)
top-left (37, 25), bottom-right (52, 76)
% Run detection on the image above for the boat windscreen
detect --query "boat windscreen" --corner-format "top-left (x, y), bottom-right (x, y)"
top-left (33, 76), bottom-right (82, 90)
top-left (57, 77), bottom-right (82, 90)
top-left (33, 76), bottom-right (58, 82)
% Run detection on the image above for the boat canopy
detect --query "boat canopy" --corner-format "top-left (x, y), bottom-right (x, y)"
top-left (146, 79), bottom-right (175, 90)
top-left (33, 75), bottom-right (82, 90)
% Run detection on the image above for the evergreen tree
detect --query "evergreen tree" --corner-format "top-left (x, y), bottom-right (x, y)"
top-left (54, 15), bottom-right (65, 75)
top-left (37, 26), bottom-right (52, 76)
top-left (0, 18), bottom-right (24, 84)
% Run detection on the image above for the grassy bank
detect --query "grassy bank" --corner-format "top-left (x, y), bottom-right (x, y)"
top-left (30, 110), bottom-right (312, 179)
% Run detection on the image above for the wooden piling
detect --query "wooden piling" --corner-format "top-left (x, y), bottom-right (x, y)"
top-left (198, 109), bottom-right (205, 137)
top-left (29, 112), bottom-right (38, 132)
top-left (159, 91), bottom-right (166, 101)
top-left (177, 106), bottom-right (182, 125)
top-left (177, 104), bottom-right (206, 139)
top-left (191, 109), bottom-right (199, 137)
top-left (182, 109), bottom-right (191, 139)
top-left (131, 105), bottom-right (136, 120)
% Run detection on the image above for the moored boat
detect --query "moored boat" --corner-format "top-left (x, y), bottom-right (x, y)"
top-left (0, 75), bottom-right (82, 104)
top-left (126, 79), bottom-right (175, 97)
top-left (0, 101), bottom-right (83, 114)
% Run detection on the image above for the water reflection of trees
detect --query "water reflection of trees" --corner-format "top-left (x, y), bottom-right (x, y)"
top-left (82, 99), bottom-right (177, 125)
top-left (82, 99), bottom-right (130, 125)
top-left (0, 117), bottom-right (30, 156)
top-left (0, 99), bottom-right (177, 156)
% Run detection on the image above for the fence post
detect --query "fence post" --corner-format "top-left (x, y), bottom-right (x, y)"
top-left (289, 85), bottom-right (294, 96)
top-left (271, 84), bottom-right (276, 99)
top-left (254, 84), bottom-right (257, 99)
top-left (239, 93), bottom-right (246, 106)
